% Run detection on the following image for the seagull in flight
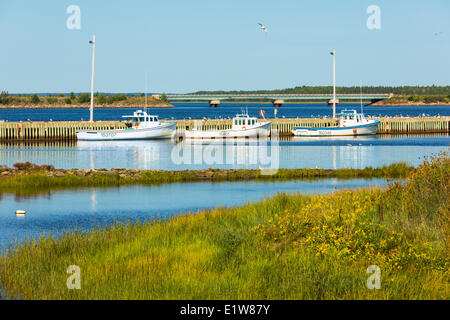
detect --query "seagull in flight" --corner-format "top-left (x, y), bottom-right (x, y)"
top-left (434, 31), bottom-right (443, 36)
top-left (258, 23), bottom-right (268, 34)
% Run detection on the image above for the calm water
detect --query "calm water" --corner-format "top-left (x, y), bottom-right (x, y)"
top-left (0, 178), bottom-right (387, 253)
top-left (0, 135), bottom-right (448, 170)
top-left (0, 103), bottom-right (449, 121)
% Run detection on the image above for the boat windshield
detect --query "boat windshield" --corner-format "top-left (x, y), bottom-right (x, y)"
top-left (233, 118), bottom-right (257, 126)
top-left (132, 117), bottom-right (145, 123)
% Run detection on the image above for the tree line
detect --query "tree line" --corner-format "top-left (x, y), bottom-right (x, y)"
top-left (0, 91), bottom-right (168, 105)
top-left (193, 86), bottom-right (450, 95)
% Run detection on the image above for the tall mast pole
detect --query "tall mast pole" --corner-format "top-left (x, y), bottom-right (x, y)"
top-left (331, 49), bottom-right (336, 119)
top-left (89, 34), bottom-right (96, 122)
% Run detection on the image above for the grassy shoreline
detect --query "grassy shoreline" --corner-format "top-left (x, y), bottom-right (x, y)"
top-left (0, 162), bottom-right (414, 194)
top-left (0, 154), bottom-right (448, 299)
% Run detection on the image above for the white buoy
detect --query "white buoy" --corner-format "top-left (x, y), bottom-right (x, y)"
top-left (15, 210), bottom-right (26, 215)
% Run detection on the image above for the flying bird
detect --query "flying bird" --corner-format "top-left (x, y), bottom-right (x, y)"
top-left (434, 32), bottom-right (443, 36)
top-left (258, 23), bottom-right (268, 34)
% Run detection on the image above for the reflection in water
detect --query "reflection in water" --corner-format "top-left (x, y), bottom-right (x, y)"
top-left (0, 178), bottom-right (389, 252)
top-left (79, 140), bottom-right (163, 170)
top-left (91, 189), bottom-right (97, 212)
top-left (0, 134), bottom-right (448, 170)
top-left (332, 145), bottom-right (336, 170)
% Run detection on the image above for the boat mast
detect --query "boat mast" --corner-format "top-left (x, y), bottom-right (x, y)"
top-left (360, 82), bottom-right (363, 114)
top-left (145, 72), bottom-right (148, 114)
top-left (331, 49), bottom-right (336, 119)
top-left (89, 34), bottom-right (95, 122)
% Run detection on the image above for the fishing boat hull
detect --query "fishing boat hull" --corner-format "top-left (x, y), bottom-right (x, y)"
top-left (292, 120), bottom-right (379, 137)
top-left (77, 121), bottom-right (177, 140)
top-left (185, 121), bottom-right (271, 139)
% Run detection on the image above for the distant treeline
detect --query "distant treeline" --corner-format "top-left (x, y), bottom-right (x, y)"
top-left (193, 86), bottom-right (450, 95)
top-left (0, 91), bottom-right (168, 105)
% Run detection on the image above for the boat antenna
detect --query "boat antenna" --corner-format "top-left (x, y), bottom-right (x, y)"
top-left (360, 81), bottom-right (363, 114)
top-left (144, 72), bottom-right (148, 114)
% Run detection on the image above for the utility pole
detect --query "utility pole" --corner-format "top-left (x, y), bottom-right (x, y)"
top-left (89, 34), bottom-right (96, 122)
top-left (331, 49), bottom-right (336, 119)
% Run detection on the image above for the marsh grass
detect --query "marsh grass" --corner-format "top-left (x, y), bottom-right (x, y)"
top-left (0, 155), bottom-right (447, 299)
top-left (0, 162), bottom-right (413, 195)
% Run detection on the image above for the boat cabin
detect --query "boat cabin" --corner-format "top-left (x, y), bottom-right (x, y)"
top-left (338, 109), bottom-right (369, 127)
top-left (123, 110), bottom-right (160, 129)
top-left (231, 114), bottom-right (258, 130)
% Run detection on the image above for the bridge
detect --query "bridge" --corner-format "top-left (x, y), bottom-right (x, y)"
top-left (160, 93), bottom-right (393, 107)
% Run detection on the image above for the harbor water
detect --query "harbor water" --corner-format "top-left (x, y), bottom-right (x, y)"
top-left (0, 134), bottom-right (448, 170)
top-left (0, 178), bottom-right (388, 253)
top-left (1, 103), bottom-right (450, 122)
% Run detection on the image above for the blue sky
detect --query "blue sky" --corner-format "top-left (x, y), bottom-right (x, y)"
top-left (0, 0), bottom-right (449, 93)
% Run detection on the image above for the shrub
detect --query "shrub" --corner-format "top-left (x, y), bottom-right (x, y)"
top-left (31, 94), bottom-right (40, 104)
top-left (408, 94), bottom-right (420, 102)
top-left (12, 162), bottom-right (55, 170)
top-left (97, 94), bottom-right (106, 104)
top-left (13, 162), bottom-right (36, 170)
top-left (0, 91), bottom-right (10, 105)
top-left (77, 93), bottom-right (91, 104)
top-left (46, 97), bottom-right (57, 104)
top-left (105, 94), bottom-right (127, 104)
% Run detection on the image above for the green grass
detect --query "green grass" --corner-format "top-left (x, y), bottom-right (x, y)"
top-left (0, 155), bottom-right (447, 299)
top-left (0, 162), bottom-right (414, 195)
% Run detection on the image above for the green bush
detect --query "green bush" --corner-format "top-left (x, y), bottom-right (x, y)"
top-left (0, 91), bottom-right (9, 105)
top-left (97, 94), bottom-right (106, 104)
top-left (408, 94), bottom-right (420, 102)
top-left (31, 94), bottom-right (40, 104)
top-left (46, 97), bottom-right (57, 104)
top-left (105, 94), bottom-right (127, 104)
top-left (77, 93), bottom-right (91, 104)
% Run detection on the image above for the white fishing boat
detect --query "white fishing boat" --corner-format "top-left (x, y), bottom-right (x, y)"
top-left (76, 110), bottom-right (177, 140)
top-left (185, 112), bottom-right (271, 139)
top-left (292, 109), bottom-right (380, 136)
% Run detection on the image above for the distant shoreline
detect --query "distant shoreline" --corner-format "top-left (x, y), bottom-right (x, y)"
top-left (2, 102), bottom-right (450, 109)
top-left (368, 102), bottom-right (450, 107)
top-left (0, 104), bottom-right (174, 109)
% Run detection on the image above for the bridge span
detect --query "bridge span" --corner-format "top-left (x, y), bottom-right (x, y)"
top-left (161, 93), bottom-right (393, 107)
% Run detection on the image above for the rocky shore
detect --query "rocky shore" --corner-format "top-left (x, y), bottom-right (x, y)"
top-left (0, 162), bottom-right (414, 193)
